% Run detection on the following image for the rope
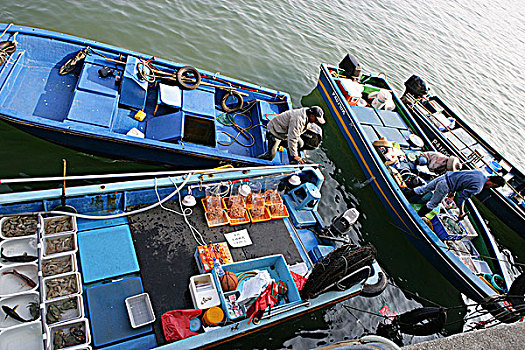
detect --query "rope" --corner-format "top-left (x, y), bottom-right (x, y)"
top-left (0, 23), bottom-right (13, 39)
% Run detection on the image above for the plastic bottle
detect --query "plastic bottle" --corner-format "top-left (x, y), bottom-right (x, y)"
top-left (213, 257), bottom-right (225, 278)
top-left (371, 91), bottom-right (387, 109)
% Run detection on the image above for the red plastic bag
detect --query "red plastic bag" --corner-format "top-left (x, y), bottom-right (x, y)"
top-left (161, 309), bottom-right (202, 342)
top-left (291, 271), bottom-right (306, 291)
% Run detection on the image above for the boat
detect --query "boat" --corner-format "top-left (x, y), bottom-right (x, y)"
top-left (0, 23), bottom-right (293, 168)
top-left (0, 164), bottom-right (387, 349)
top-left (400, 76), bottom-right (525, 239)
top-left (313, 54), bottom-right (523, 322)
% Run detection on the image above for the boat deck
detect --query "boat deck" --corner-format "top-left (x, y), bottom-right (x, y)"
top-left (127, 200), bottom-right (302, 345)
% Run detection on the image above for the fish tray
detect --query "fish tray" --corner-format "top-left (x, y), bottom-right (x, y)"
top-left (430, 214), bottom-right (467, 241)
top-left (248, 207), bottom-right (271, 223)
top-left (43, 272), bottom-right (82, 301)
top-left (43, 215), bottom-right (77, 236)
top-left (0, 263), bottom-right (39, 298)
top-left (269, 204), bottom-right (289, 220)
top-left (204, 210), bottom-right (229, 228)
top-left (43, 232), bottom-right (78, 258)
top-left (46, 318), bottom-right (91, 350)
top-left (0, 291), bottom-right (40, 330)
top-left (125, 293), bottom-right (155, 328)
top-left (0, 236), bottom-right (38, 267)
top-left (44, 294), bottom-right (84, 325)
top-left (42, 254), bottom-right (77, 277)
top-left (264, 190), bottom-right (282, 205)
top-left (227, 210), bottom-right (250, 226)
top-left (0, 215), bottom-right (38, 240)
top-left (222, 196), bottom-right (248, 210)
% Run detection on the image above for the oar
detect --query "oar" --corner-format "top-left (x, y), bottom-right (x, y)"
top-left (0, 164), bottom-right (320, 185)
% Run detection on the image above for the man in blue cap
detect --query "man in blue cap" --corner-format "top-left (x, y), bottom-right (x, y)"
top-left (258, 106), bottom-right (325, 164)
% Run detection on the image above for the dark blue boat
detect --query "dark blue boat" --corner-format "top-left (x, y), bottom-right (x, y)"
top-left (313, 55), bottom-right (521, 322)
top-left (400, 77), bottom-right (525, 239)
top-left (0, 23), bottom-right (292, 167)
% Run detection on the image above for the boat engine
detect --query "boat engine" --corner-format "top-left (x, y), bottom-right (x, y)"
top-left (339, 54), bottom-right (362, 79)
top-left (318, 208), bottom-right (359, 243)
top-left (403, 75), bottom-right (429, 99)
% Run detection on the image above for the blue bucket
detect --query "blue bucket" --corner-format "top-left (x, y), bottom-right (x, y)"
top-left (485, 160), bottom-right (502, 175)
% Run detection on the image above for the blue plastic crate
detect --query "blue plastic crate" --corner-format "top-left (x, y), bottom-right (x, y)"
top-left (430, 214), bottom-right (467, 240)
top-left (211, 255), bottom-right (301, 319)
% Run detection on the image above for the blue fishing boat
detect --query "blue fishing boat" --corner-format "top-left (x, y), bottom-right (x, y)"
top-left (0, 164), bottom-right (387, 349)
top-left (400, 76), bottom-right (525, 239)
top-left (0, 23), bottom-right (293, 167)
top-left (313, 54), bottom-right (523, 322)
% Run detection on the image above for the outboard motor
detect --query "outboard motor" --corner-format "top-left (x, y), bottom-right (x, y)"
top-left (339, 54), bottom-right (362, 79)
top-left (318, 208), bottom-right (359, 242)
top-left (403, 75), bottom-right (429, 99)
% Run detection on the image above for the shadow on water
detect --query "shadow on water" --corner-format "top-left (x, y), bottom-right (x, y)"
top-left (0, 120), bottom-right (164, 194)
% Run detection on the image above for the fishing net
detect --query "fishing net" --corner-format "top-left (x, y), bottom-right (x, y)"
top-left (301, 244), bottom-right (376, 299)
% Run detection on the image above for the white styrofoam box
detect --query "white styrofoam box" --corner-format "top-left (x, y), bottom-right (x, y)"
top-left (189, 273), bottom-right (221, 309)
top-left (0, 216), bottom-right (38, 240)
top-left (43, 272), bottom-right (81, 302)
top-left (43, 232), bottom-right (78, 259)
top-left (44, 294), bottom-right (84, 326)
top-left (0, 291), bottom-right (40, 330)
top-left (0, 263), bottom-right (39, 298)
top-left (46, 318), bottom-right (91, 350)
top-left (0, 321), bottom-right (43, 350)
top-left (125, 293), bottom-right (155, 328)
top-left (43, 215), bottom-right (77, 236)
top-left (0, 236), bottom-right (38, 267)
top-left (42, 254), bottom-right (77, 278)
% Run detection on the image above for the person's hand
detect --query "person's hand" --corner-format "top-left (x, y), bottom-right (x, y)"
top-left (457, 212), bottom-right (468, 221)
top-left (293, 156), bottom-right (305, 164)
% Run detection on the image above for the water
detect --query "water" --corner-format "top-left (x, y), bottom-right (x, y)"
top-left (1, 0), bottom-right (524, 348)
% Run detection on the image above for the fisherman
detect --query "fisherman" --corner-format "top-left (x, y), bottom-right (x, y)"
top-left (417, 151), bottom-right (462, 175)
top-left (405, 170), bottom-right (505, 218)
top-left (258, 106), bottom-right (325, 164)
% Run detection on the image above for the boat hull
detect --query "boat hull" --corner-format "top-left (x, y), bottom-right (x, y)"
top-left (402, 96), bottom-right (525, 239)
top-left (315, 64), bottom-right (511, 312)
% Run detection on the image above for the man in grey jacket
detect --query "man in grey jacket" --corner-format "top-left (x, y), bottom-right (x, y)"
top-left (258, 106), bottom-right (325, 164)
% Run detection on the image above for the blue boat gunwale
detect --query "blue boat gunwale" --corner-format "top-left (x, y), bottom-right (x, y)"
top-left (316, 63), bottom-right (512, 303)
top-left (401, 93), bottom-right (525, 236)
top-left (0, 23), bottom-right (293, 166)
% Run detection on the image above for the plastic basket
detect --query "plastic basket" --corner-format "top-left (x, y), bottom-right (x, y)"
top-left (248, 207), bottom-right (271, 223)
top-left (42, 254), bottom-right (77, 277)
top-left (43, 272), bottom-right (81, 301)
top-left (43, 215), bottom-right (77, 236)
top-left (227, 210), bottom-right (250, 226)
top-left (125, 293), bottom-right (155, 328)
top-left (44, 294), bottom-right (84, 325)
top-left (0, 215), bottom-right (38, 240)
top-left (430, 214), bottom-right (467, 240)
top-left (43, 232), bottom-right (78, 258)
top-left (269, 204), bottom-right (289, 220)
top-left (47, 318), bottom-right (91, 350)
top-left (204, 210), bottom-right (229, 228)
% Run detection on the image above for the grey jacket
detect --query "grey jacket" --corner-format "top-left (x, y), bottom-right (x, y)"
top-left (267, 108), bottom-right (309, 157)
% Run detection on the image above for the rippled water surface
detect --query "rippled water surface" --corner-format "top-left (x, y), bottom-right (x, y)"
top-left (1, 0), bottom-right (524, 348)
